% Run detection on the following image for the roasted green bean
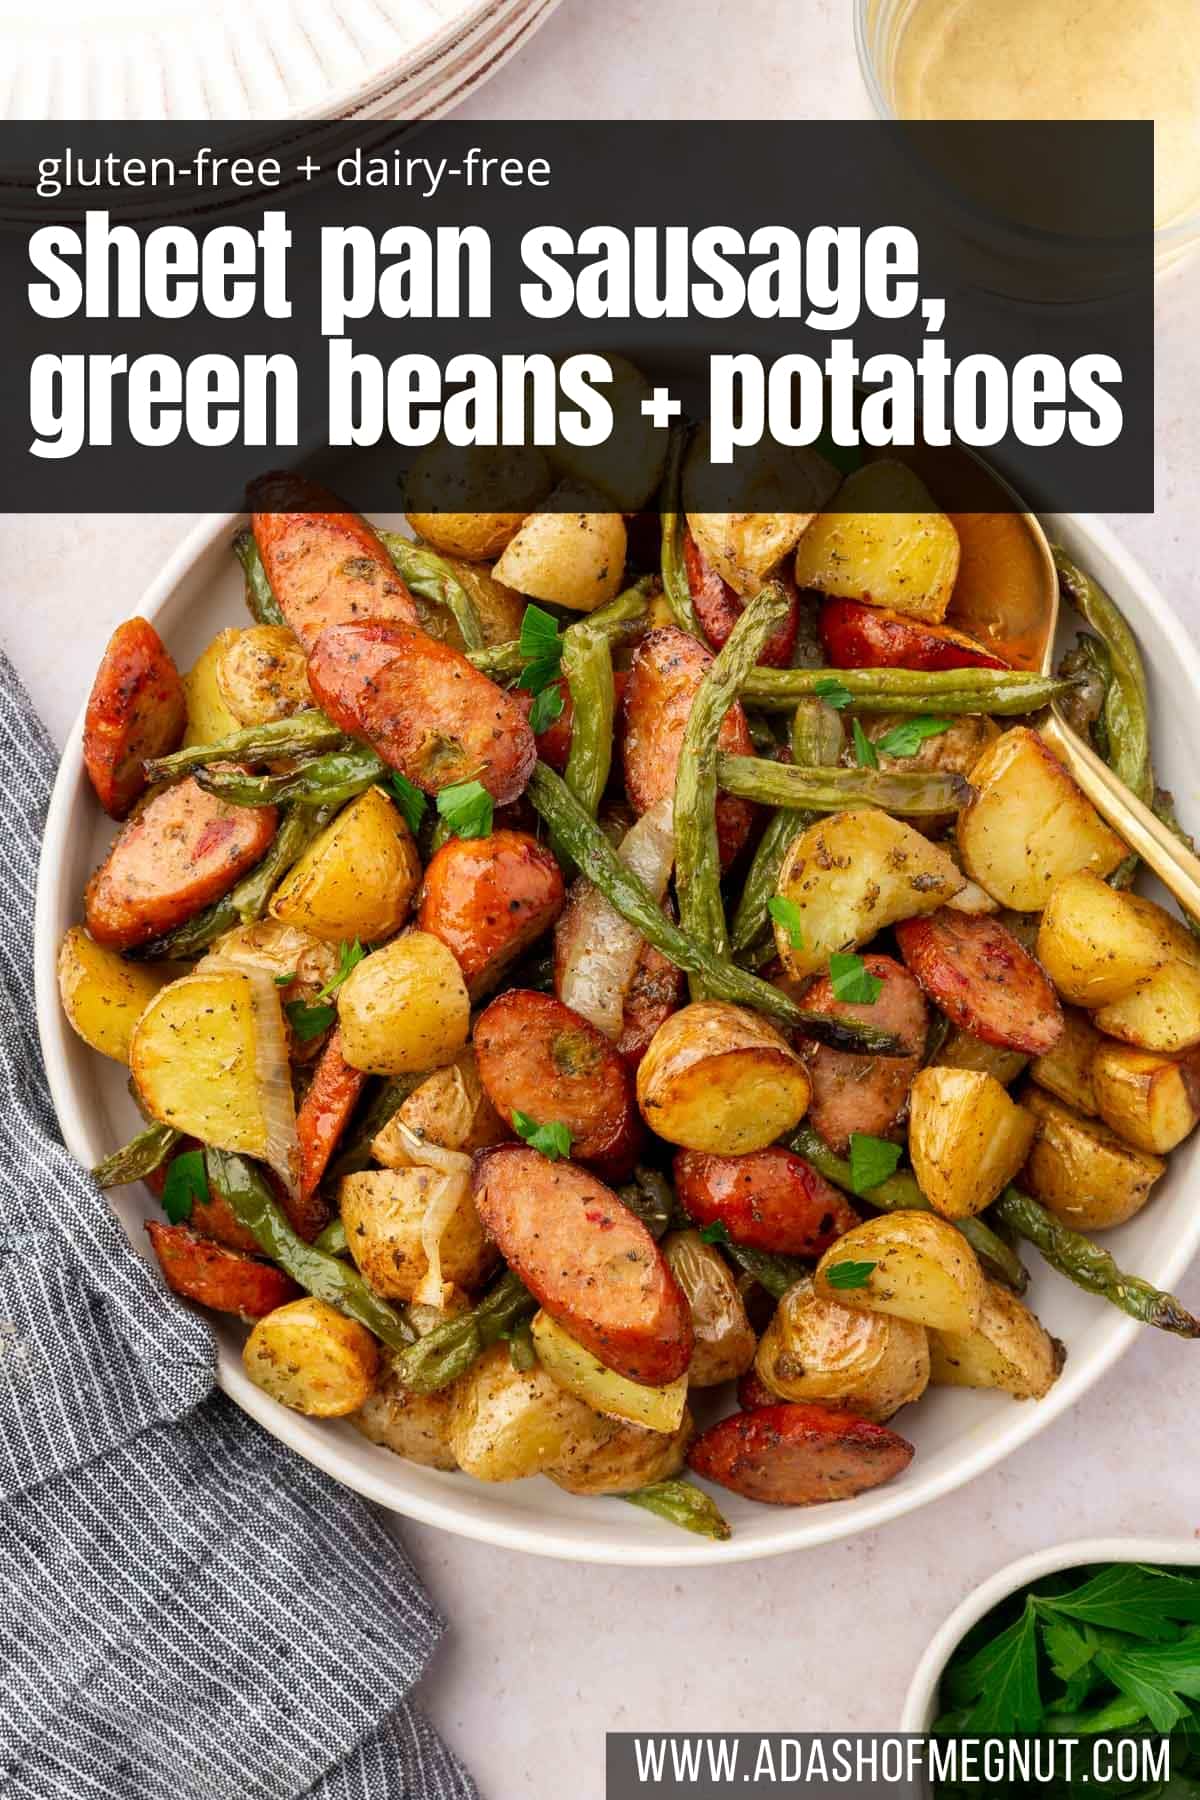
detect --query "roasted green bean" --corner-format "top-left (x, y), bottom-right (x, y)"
top-left (145, 709), bottom-right (344, 783)
top-left (1053, 547), bottom-right (1152, 805)
top-left (233, 529), bottom-right (286, 627)
top-left (392, 1270), bottom-right (536, 1393)
top-left (195, 748), bottom-right (384, 809)
top-left (660, 422), bottom-right (701, 637)
top-left (617, 1166), bottom-right (679, 1240)
top-left (790, 696), bottom-right (845, 767)
top-left (741, 666), bottom-right (1079, 715)
top-left (718, 755), bottom-right (972, 817)
top-left (92, 1121), bottom-right (181, 1190)
top-left (722, 1243), bottom-right (811, 1300)
top-left (313, 1217), bottom-right (348, 1257)
top-left (731, 699), bottom-right (843, 958)
top-left (562, 624), bottom-right (617, 816)
top-left (378, 532), bottom-right (485, 652)
top-left (624, 1479), bottom-right (731, 1541)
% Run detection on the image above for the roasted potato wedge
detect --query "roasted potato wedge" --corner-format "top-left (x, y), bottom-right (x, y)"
top-left (131, 970), bottom-right (276, 1157)
top-left (1094, 962), bottom-right (1200, 1054)
top-left (928, 1281), bottom-right (1061, 1400)
top-left (216, 625), bottom-right (311, 725)
top-left (372, 1049), bottom-right (508, 1164)
top-left (909, 1067), bottom-right (1037, 1219)
top-left (754, 1277), bottom-right (930, 1422)
top-left (1091, 1042), bottom-right (1200, 1154)
top-left (791, 460), bottom-right (960, 623)
top-left (661, 1230), bottom-right (757, 1388)
top-left (549, 1414), bottom-right (693, 1496)
top-left (337, 931), bottom-right (470, 1076)
top-left (57, 926), bottom-right (167, 1063)
top-left (405, 441), bottom-right (552, 560)
top-left (773, 809), bottom-right (964, 982)
top-left (685, 429), bottom-right (838, 596)
top-left (1036, 873), bottom-right (1200, 1007)
top-left (269, 786), bottom-right (421, 946)
top-left (352, 1346), bottom-right (459, 1470)
top-left (244, 1296), bottom-right (379, 1418)
top-left (635, 1000), bottom-right (811, 1154)
top-left (529, 1310), bottom-right (689, 1433)
top-left (181, 627), bottom-right (242, 745)
top-left (957, 730), bottom-right (1127, 911)
top-left (931, 1027), bottom-right (1028, 1087)
top-left (814, 1211), bottom-right (985, 1335)
top-left (1030, 1006), bottom-right (1102, 1114)
top-left (199, 918), bottom-right (339, 1063)
top-left (492, 502), bottom-right (627, 612)
top-left (449, 1342), bottom-right (612, 1482)
top-left (1022, 1087), bottom-right (1166, 1229)
top-left (339, 1166), bottom-right (495, 1301)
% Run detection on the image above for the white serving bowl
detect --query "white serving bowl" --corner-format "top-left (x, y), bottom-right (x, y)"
top-left (33, 509), bottom-right (1200, 1565)
top-left (902, 1536), bottom-right (1200, 1731)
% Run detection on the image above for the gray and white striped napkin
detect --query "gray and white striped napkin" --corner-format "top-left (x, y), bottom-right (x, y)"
top-left (0, 650), bottom-right (476, 1800)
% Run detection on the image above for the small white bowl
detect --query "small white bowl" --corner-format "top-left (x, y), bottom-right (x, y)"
top-left (902, 1536), bottom-right (1200, 1731)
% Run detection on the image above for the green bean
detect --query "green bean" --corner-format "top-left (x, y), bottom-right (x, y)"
top-left (623, 1479), bottom-right (731, 1541)
top-left (730, 809), bottom-right (808, 955)
top-left (92, 1122), bottom-right (181, 1190)
top-left (741, 666), bottom-right (1079, 715)
top-left (393, 1269), bottom-right (536, 1393)
top-left (196, 748), bottom-right (384, 809)
top-left (233, 529), bottom-right (285, 627)
top-left (378, 532), bottom-right (485, 652)
top-left (1053, 547), bottom-right (1152, 805)
top-left (206, 1149), bottom-right (415, 1349)
top-left (145, 709), bottom-right (344, 783)
top-left (722, 1243), bottom-right (810, 1300)
top-left (790, 696), bottom-right (845, 767)
top-left (313, 1217), bottom-right (348, 1257)
top-left (660, 422), bottom-right (701, 637)
top-left (617, 1167), bottom-right (678, 1240)
top-left (503, 1316), bottom-right (536, 1373)
top-left (994, 1184), bottom-right (1200, 1337)
top-left (743, 710), bottom-right (779, 754)
top-left (718, 755), bottom-right (971, 817)
top-left (561, 624), bottom-right (616, 816)
top-left (527, 762), bottom-right (902, 1054)
top-left (326, 1070), bottom-right (431, 1181)
top-left (469, 641), bottom-right (526, 680)
top-left (790, 1127), bottom-right (1029, 1293)
top-left (676, 583), bottom-right (791, 996)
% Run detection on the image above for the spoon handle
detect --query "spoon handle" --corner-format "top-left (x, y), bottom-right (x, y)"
top-left (1043, 709), bottom-right (1200, 922)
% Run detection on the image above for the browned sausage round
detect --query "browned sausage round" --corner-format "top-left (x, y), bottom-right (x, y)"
top-left (673, 1148), bottom-right (859, 1255)
top-left (895, 909), bottom-right (1064, 1056)
top-left (615, 940), bottom-right (687, 1071)
top-left (146, 1141), bottom-right (261, 1256)
top-left (83, 618), bottom-right (186, 819)
top-left (308, 621), bottom-right (535, 806)
top-left (145, 1221), bottom-right (299, 1319)
top-left (621, 626), bottom-right (755, 868)
top-left (684, 529), bottom-right (799, 668)
top-left (473, 1145), bottom-right (693, 1384)
top-left (737, 1369), bottom-right (777, 1411)
top-left (686, 1402), bottom-right (914, 1504)
top-left (249, 473), bottom-right (417, 651)
top-left (474, 989), bottom-right (643, 1181)
top-left (84, 777), bottom-right (278, 951)
top-left (418, 830), bottom-right (565, 1000)
top-left (796, 954), bottom-right (927, 1153)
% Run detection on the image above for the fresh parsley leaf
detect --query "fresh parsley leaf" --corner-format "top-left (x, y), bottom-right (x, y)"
top-left (874, 715), bottom-right (952, 759)
top-left (1039, 1565), bottom-right (1200, 1640)
top-left (161, 1148), bottom-right (209, 1225)
top-left (1042, 1617), bottom-right (1099, 1686)
top-left (848, 1132), bottom-right (903, 1194)
top-left (436, 780), bottom-right (493, 840)
top-left (517, 604), bottom-right (564, 695)
top-left (828, 951), bottom-right (883, 1005)
top-left (767, 895), bottom-right (805, 949)
top-left (513, 1111), bottom-right (572, 1161)
top-left (286, 999), bottom-right (337, 1043)
top-left (1095, 1639), bottom-right (1200, 1734)
top-left (273, 970), bottom-right (296, 988)
top-left (314, 939), bottom-right (365, 1003)
top-left (945, 1598), bottom-right (1042, 1735)
top-left (824, 1259), bottom-right (877, 1290)
top-left (851, 718), bottom-right (879, 769)
top-left (698, 1219), bottom-right (731, 1246)
top-left (812, 676), bottom-right (853, 711)
top-left (387, 770), bottom-right (428, 834)
top-left (528, 681), bottom-right (566, 735)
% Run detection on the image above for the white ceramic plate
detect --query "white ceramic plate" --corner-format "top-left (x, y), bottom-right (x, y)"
top-left (33, 509), bottom-right (1200, 1565)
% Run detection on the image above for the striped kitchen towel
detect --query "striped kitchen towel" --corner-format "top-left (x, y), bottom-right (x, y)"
top-left (0, 650), bottom-right (476, 1800)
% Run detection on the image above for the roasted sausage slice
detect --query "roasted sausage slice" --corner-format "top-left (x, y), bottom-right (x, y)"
top-left (308, 620), bottom-right (536, 805)
top-left (146, 1142), bottom-right (261, 1256)
top-left (84, 777), bottom-right (278, 951)
top-left (296, 1029), bottom-right (369, 1204)
top-left (83, 618), bottom-right (187, 819)
top-left (616, 940), bottom-right (687, 1072)
top-left (418, 830), bottom-right (565, 1000)
top-left (736, 1369), bottom-right (777, 1411)
top-left (249, 472), bottom-right (417, 651)
top-left (474, 989), bottom-right (643, 1180)
top-left (513, 671), bottom-right (629, 777)
top-left (145, 1221), bottom-right (299, 1319)
top-left (818, 598), bottom-right (1008, 672)
top-left (687, 1403), bottom-right (914, 1505)
top-left (685, 529), bottom-right (799, 668)
top-left (796, 953), bottom-right (927, 1153)
top-left (896, 909), bottom-right (1064, 1056)
top-left (621, 627), bottom-right (755, 867)
top-left (673, 1148), bottom-right (859, 1255)
top-left (473, 1145), bottom-right (692, 1384)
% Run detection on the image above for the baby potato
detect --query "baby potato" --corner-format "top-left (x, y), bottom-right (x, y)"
top-left (131, 970), bottom-right (272, 1156)
top-left (339, 1166), bottom-right (495, 1300)
top-left (929, 1281), bottom-right (1062, 1401)
top-left (815, 1211), bottom-right (985, 1336)
top-left (492, 502), bottom-right (627, 612)
top-left (372, 1049), bottom-right (508, 1164)
top-left (216, 625), bottom-right (311, 725)
top-left (1091, 1042), bottom-right (1200, 1155)
top-left (449, 1343), bottom-right (612, 1481)
top-left (405, 441), bottom-right (553, 560)
top-left (1094, 963), bottom-right (1200, 1054)
top-left (200, 918), bottom-right (339, 1064)
top-left (352, 1347), bottom-right (459, 1470)
top-left (909, 1067), bottom-right (1037, 1219)
top-left (549, 1413), bottom-right (694, 1496)
top-left (181, 628), bottom-right (242, 745)
top-left (1030, 1006), bottom-right (1102, 1115)
top-left (57, 925), bottom-right (167, 1063)
top-left (791, 459), bottom-right (959, 623)
top-left (1022, 1087), bottom-right (1165, 1230)
top-left (338, 932), bottom-right (470, 1075)
top-left (684, 428), bottom-right (840, 595)
top-left (269, 786), bottom-right (421, 946)
top-left (529, 1311), bottom-right (689, 1433)
top-left (754, 1277), bottom-right (930, 1422)
top-left (244, 1296), bottom-right (379, 1418)
top-left (1037, 873), bottom-right (1199, 1007)
top-left (662, 1230), bottom-right (757, 1388)
top-left (635, 1000), bottom-right (811, 1154)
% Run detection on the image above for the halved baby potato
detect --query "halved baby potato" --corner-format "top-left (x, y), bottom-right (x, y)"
top-left (492, 501), bottom-right (627, 612)
top-left (548, 1412), bottom-right (693, 1496)
top-left (814, 1211), bottom-right (985, 1336)
top-left (131, 970), bottom-right (273, 1156)
top-left (754, 1276), bottom-right (930, 1421)
top-left (929, 1281), bottom-right (1062, 1401)
top-left (1094, 962), bottom-right (1200, 1054)
top-left (338, 1165), bottom-right (495, 1300)
top-left (337, 931), bottom-right (470, 1076)
top-left (773, 809), bottom-right (963, 982)
top-left (957, 730), bottom-right (1127, 912)
top-left (1091, 1042), bottom-right (1200, 1155)
top-left (1029, 1005), bottom-right (1102, 1114)
top-left (216, 624), bottom-right (311, 725)
top-left (791, 459), bottom-right (960, 623)
top-left (909, 1067), bottom-right (1037, 1219)
top-left (661, 1230), bottom-right (757, 1388)
top-left (1022, 1086), bottom-right (1166, 1230)
top-left (181, 627), bottom-right (242, 745)
top-left (685, 429), bottom-right (839, 595)
top-left (57, 925), bottom-right (167, 1063)
top-left (635, 1000), bottom-right (811, 1153)
top-left (449, 1342), bottom-right (613, 1482)
top-left (405, 441), bottom-right (553, 561)
top-left (269, 785), bottom-right (421, 946)
top-left (1036, 873), bottom-right (1199, 1007)
top-left (244, 1296), bottom-right (379, 1418)
top-left (530, 1310), bottom-right (689, 1434)
top-left (372, 1049), bottom-right (508, 1164)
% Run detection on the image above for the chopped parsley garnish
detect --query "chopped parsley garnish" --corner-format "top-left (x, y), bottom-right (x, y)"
top-left (513, 1111), bottom-right (572, 1161)
top-left (698, 1219), bottom-right (731, 1246)
top-left (828, 951), bottom-right (883, 1005)
top-left (285, 1000), bottom-right (337, 1043)
top-left (767, 895), bottom-right (805, 949)
top-left (161, 1148), bottom-right (209, 1225)
top-left (823, 1259), bottom-right (877, 1291)
top-left (273, 970), bottom-right (296, 988)
top-left (874, 716), bottom-right (952, 759)
top-left (847, 1132), bottom-right (904, 1194)
top-left (851, 718), bottom-right (879, 768)
top-left (528, 681), bottom-right (566, 735)
top-left (436, 780), bottom-right (493, 840)
top-left (812, 676), bottom-right (853, 711)
top-left (517, 604), bottom-right (565, 695)
top-left (387, 770), bottom-right (428, 834)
